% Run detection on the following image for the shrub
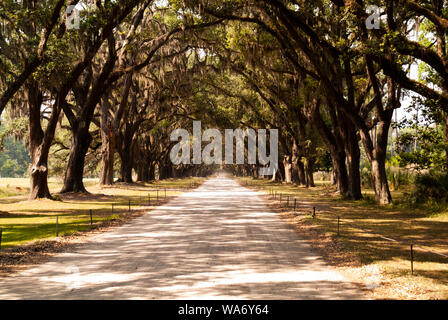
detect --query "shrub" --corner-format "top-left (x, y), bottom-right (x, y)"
top-left (409, 173), bottom-right (448, 205)
top-left (361, 167), bottom-right (373, 188)
top-left (387, 168), bottom-right (413, 190)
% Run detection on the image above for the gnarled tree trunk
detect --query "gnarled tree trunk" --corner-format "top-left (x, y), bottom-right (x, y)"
top-left (310, 103), bottom-right (350, 197)
top-left (27, 81), bottom-right (61, 200)
top-left (61, 124), bottom-right (92, 193)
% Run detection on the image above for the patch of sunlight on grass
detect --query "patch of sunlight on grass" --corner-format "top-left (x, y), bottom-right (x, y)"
top-left (0, 214), bottom-right (120, 248)
top-left (0, 177), bottom-right (205, 248)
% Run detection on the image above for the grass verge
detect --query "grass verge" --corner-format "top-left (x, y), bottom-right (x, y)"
top-left (0, 177), bottom-right (205, 277)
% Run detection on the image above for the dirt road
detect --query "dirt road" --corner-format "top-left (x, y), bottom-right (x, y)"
top-left (0, 176), bottom-right (364, 299)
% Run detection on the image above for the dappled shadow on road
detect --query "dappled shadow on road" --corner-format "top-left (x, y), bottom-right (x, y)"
top-left (0, 177), bottom-right (364, 300)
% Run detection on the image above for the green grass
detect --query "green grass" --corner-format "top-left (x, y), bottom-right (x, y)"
top-left (239, 176), bottom-right (448, 299)
top-left (0, 177), bottom-right (204, 249)
top-left (0, 187), bottom-right (21, 198)
top-left (0, 214), bottom-right (120, 247)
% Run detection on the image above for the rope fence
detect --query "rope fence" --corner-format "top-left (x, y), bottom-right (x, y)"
top-left (0, 183), bottom-right (200, 250)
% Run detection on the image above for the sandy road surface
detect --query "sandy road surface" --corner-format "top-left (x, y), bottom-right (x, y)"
top-left (0, 176), bottom-right (364, 299)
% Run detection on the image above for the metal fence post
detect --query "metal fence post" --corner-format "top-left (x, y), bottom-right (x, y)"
top-left (294, 199), bottom-right (297, 212)
top-left (90, 209), bottom-right (93, 226)
top-left (128, 200), bottom-right (131, 212)
top-left (0, 229), bottom-right (3, 250)
top-left (411, 244), bottom-right (414, 275)
top-left (56, 216), bottom-right (59, 237)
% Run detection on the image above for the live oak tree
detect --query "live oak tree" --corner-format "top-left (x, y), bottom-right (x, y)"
top-left (2, 0), bottom-right (447, 205)
top-left (27, 0), bottom-right (143, 199)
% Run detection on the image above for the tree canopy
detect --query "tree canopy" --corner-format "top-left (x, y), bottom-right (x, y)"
top-left (0, 0), bottom-right (447, 205)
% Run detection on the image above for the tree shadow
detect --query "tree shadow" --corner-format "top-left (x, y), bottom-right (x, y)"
top-left (0, 177), bottom-right (364, 299)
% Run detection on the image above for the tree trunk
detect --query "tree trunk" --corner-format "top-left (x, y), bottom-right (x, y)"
top-left (28, 81), bottom-right (56, 200)
top-left (333, 150), bottom-right (350, 196)
top-left (358, 115), bottom-right (393, 204)
top-left (310, 102), bottom-right (349, 196)
top-left (61, 125), bottom-right (92, 193)
top-left (291, 141), bottom-right (300, 183)
top-left (297, 161), bottom-right (306, 185)
top-left (148, 164), bottom-right (154, 180)
top-left (371, 121), bottom-right (392, 204)
top-left (291, 139), bottom-right (306, 185)
top-left (283, 155), bottom-right (292, 183)
top-left (306, 158), bottom-right (315, 187)
top-left (371, 157), bottom-right (392, 204)
top-left (344, 126), bottom-right (362, 200)
top-left (120, 150), bottom-right (133, 183)
top-left (347, 149), bottom-right (362, 199)
top-left (117, 124), bottom-right (135, 183)
top-left (136, 161), bottom-right (148, 182)
top-left (99, 99), bottom-right (114, 185)
top-left (330, 169), bottom-right (337, 185)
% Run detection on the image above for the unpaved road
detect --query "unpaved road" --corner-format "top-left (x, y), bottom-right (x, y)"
top-left (0, 176), bottom-right (364, 299)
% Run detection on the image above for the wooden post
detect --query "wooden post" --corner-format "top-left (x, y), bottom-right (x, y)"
top-left (410, 244), bottom-right (414, 275)
top-left (90, 210), bottom-right (93, 226)
top-left (56, 216), bottom-right (59, 237)
top-left (294, 199), bottom-right (297, 211)
top-left (337, 216), bottom-right (340, 236)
